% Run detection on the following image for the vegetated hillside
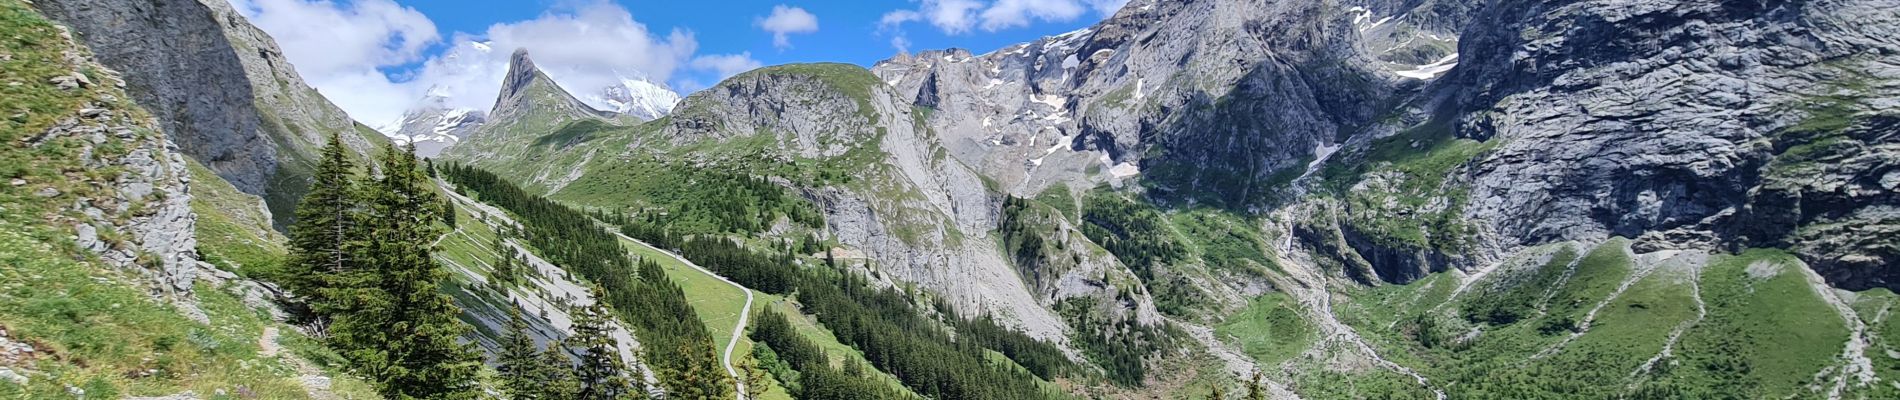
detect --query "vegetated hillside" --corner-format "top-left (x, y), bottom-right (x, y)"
top-left (444, 0), bottom-right (1900, 398)
top-left (5, 0), bottom-right (1898, 397)
top-left (0, 2), bottom-right (378, 397)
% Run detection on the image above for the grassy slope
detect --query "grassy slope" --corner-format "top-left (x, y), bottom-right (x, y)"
top-left (1633, 249), bottom-right (1850, 397)
top-left (438, 62), bottom-right (939, 396)
top-left (0, 2), bottom-right (376, 397)
top-left (1216, 293), bottom-right (1315, 367)
top-left (433, 194), bottom-right (529, 348)
top-left (190, 159), bottom-right (286, 280)
top-left (617, 237), bottom-right (750, 354)
top-left (1308, 238), bottom-right (1864, 399)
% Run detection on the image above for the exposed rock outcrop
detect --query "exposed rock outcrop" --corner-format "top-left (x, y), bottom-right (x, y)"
top-left (18, 18), bottom-right (202, 302)
top-left (1447, 0), bottom-right (1900, 289)
top-left (387, 91), bottom-right (486, 158)
top-left (873, 0), bottom-right (1473, 210)
top-left (34, 0), bottom-right (387, 230)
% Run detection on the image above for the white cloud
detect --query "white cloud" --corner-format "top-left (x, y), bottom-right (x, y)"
top-left (757, 5), bottom-right (819, 49)
top-left (229, 0), bottom-right (439, 125)
top-left (877, 10), bottom-right (922, 54)
top-left (691, 53), bottom-right (764, 80)
top-left (880, 0), bottom-right (1126, 38)
top-left (925, 0), bottom-right (985, 34)
top-left (458, 2), bottom-right (699, 110)
top-left (890, 36), bottom-right (914, 54)
top-left (233, 0), bottom-right (747, 128)
top-left (979, 0), bottom-right (1085, 31)
top-left (878, 10), bottom-right (922, 28)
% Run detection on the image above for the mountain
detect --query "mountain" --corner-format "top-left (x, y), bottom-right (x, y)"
top-left (439, 49), bottom-right (633, 194)
top-left (439, 0), bottom-right (1900, 397)
top-left (7, 0), bottom-right (1900, 398)
top-left (383, 90), bottom-right (487, 158)
top-left (6, 1), bottom-right (657, 397)
top-left (585, 75), bottom-right (682, 121)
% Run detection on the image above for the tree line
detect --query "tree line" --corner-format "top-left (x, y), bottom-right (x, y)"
top-left (436, 162), bottom-right (729, 399)
top-left (570, 162), bottom-right (824, 235)
top-left (749, 308), bottom-right (917, 399)
top-left (611, 216), bottom-right (1074, 400)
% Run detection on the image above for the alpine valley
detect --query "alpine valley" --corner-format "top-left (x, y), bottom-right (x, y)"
top-left (2, 0), bottom-right (1898, 399)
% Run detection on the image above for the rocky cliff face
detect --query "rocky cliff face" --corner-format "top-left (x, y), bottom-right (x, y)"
top-left (24, 25), bottom-right (204, 299)
top-left (34, 0), bottom-right (387, 230)
top-left (872, 0), bottom-right (1473, 209)
top-left (1443, 0), bottom-right (1900, 289)
top-left (444, 49), bottom-right (617, 178)
top-left (656, 64), bottom-right (1096, 342)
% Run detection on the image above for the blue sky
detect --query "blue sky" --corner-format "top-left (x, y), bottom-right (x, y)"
top-left (396, 0), bottom-right (1105, 66)
top-left (229, 0), bottom-right (1127, 127)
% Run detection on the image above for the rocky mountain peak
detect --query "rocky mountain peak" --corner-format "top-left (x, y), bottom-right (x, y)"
top-left (386, 89), bottom-right (487, 158)
top-left (587, 76), bottom-right (681, 121)
top-left (496, 48), bottom-right (543, 108)
top-left (485, 48), bottom-right (607, 129)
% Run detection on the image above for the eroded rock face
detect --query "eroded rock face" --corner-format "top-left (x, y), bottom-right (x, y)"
top-left (1448, 0), bottom-right (1900, 289)
top-left (25, 24), bottom-right (202, 298)
top-left (35, 0), bottom-right (385, 230)
top-left (668, 65), bottom-right (1084, 341)
top-left (33, 0), bottom-right (275, 195)
top-left (873, 0), bottom-right (1470, 209)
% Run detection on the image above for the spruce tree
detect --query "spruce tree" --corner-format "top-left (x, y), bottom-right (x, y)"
top-left (338, 144), bottom-right (483, 399)
top-left (492, 234), bottom-right (518, 288)
top-left (740, 357), bottom-right (767, 400)
top-left (572, 287), bottom-right (635, 400)
top-left (284, 133), bottom-right (363, 318)
top-left (497, 309), bottom-right (540, 399)
top-left (537, 342), bottom-right (581, 399)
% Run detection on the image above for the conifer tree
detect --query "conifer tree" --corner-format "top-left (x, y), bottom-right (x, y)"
top-left (1247, 371), bottom-right (1267, 400)
top-left (741, 357), bottom-right (768, 400)
top-left (537, 341), bottom-right (581, 400)
top-left (492, 234), bottom-right (519, 287)
top-left (497, 309), bottom-right (540, 399)
top-left (572, 287), bottom-right (635, 400)
top-left (336, 144), bottom-right (483, 399)
top-left (285, 133), bottom-right (363, 318)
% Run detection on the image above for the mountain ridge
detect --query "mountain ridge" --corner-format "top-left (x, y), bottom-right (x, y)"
top-left (5, 0), bottom-right (1899, 398)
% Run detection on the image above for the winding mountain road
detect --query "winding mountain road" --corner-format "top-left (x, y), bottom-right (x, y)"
top-left (611, 230), bottom-right (756, 399)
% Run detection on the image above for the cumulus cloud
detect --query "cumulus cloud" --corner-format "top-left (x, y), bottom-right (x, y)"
top-left (924, 0), bottom-right (985, 34)
top-left (229, 0), bottom-right (440, 125)
top-left (691, 53), bottom-right (765, 80)
top-left (234, 0), bottom-right (747, 128)
top-left (757, 5), bottom-right (819, 49)
top-left (879, 0), bottom-right (1126, 45)
top-left (979, 0), bottom-right (1086, 31)
top-left (876, 10), bottom-right (922, 54)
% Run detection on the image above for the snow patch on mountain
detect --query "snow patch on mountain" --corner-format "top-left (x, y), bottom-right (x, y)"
top-left (581, 76), bottom-right (682, 121)
top-left (384, 90), bottom-right (488, 158)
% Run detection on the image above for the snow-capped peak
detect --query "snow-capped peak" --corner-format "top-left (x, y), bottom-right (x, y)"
top-left (581, 74), bottom-right (682, 121)
top-left (384, 87), bottom-right (488, 158)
